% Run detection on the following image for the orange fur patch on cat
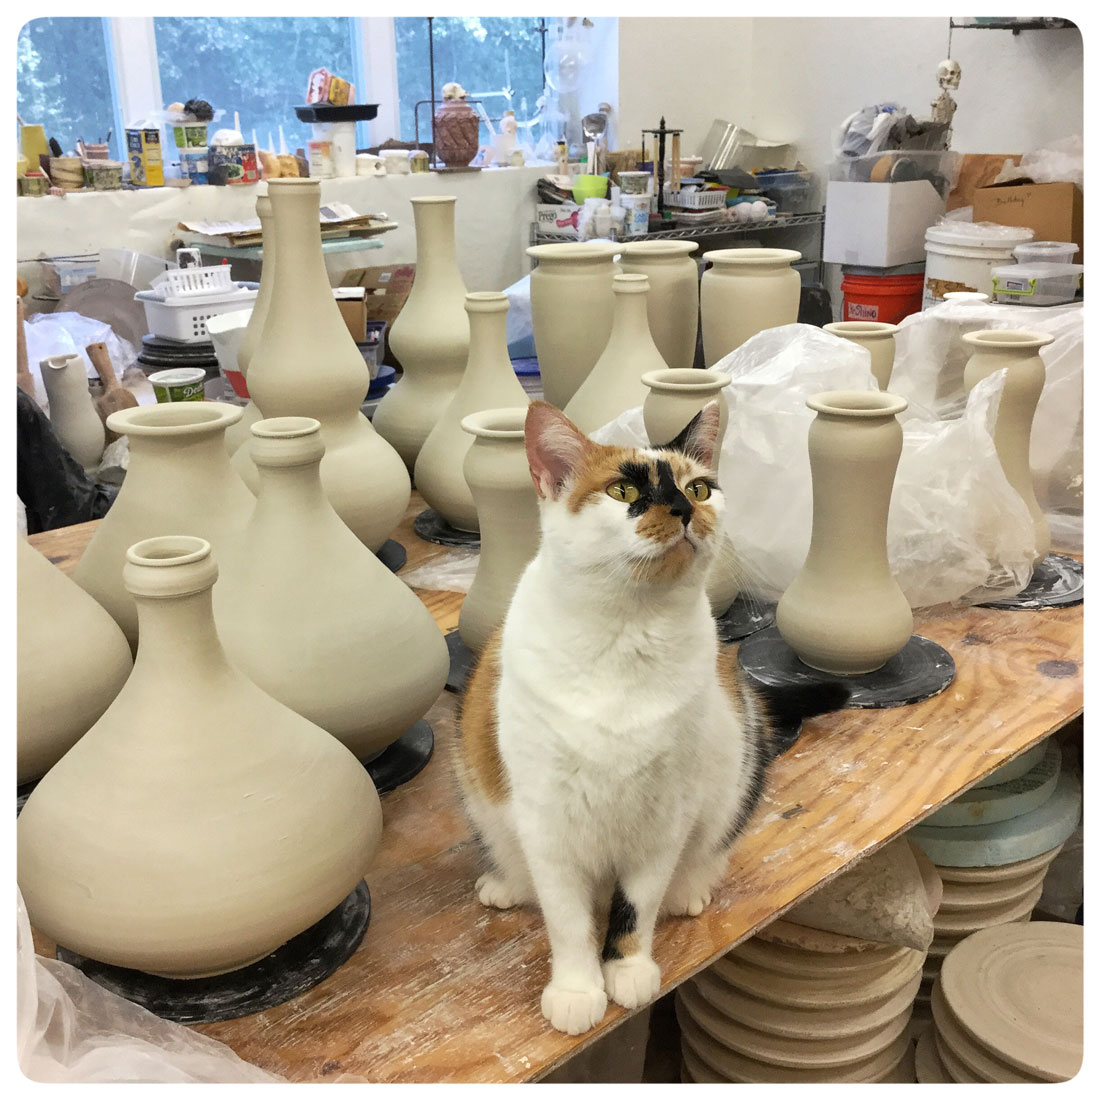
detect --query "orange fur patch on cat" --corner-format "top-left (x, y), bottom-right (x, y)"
top-left (458, 629), bottom-right (507, 804)
top-left (566, 446), bottom-right (637, 513)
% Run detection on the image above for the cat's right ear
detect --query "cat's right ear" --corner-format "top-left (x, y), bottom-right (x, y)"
top-left (525, 402), bottom-right (591, 500)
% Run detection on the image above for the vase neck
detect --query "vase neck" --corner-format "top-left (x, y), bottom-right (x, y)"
top-left (254, 458), bottom-right (331, 518)
top-left (465, 305), bottom-right (509, 377)
top-left (239, 198), bottom-right (276, 373)
top-left (127, 427), bottom-right (235, 482)
top-left (132, 587), bottom-right (232, 682)
top-left (411, 200), bottom-right (460, 283)
top-left (266, 182), bottom-right (339, 319)
top-left (609, 286), bottom-right (652, 346)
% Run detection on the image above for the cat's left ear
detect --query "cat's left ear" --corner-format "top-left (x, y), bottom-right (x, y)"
top-left (525, 402), bottom-right (591, 500)
top-left (665, 401), bottom-right (721, 471)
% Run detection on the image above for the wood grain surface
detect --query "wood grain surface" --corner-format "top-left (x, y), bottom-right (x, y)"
top-left (26, 495), bottom-right (1084, 1083)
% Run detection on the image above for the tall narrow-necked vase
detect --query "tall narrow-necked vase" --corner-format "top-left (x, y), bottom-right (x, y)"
top-left (457, 409), bottom-right (541, 652)
top-left (17, 537), bottom-right (133, 785)
top-left (700, 248), bottom-right (802, 366)
top-left (413, 293), bottom-right (530, 532)
top-left (373, 195), bottom-right (470, 470)
top-left (564, 273), bottom-right (669, 434)
top-left (526, 242), bottom-right (617, 409)
top-left (231, 178), bottom-right (410, 551)
top-left (823, 321), bottom-right (899, 390)
top-left (962, 329), bottom-right (1055, 565)
top-left (215, 418), bottom-right (449, 762)
top-left (776, 391), bottom-right (913, 674)
top-left (19, 535), bottom-right (382, 978)
top-left (71, 402), bottom-right (255, 651)
top-left (620, 240), bottom-right (700, 370)
top-left (40, 353), bottom-right (104, 471)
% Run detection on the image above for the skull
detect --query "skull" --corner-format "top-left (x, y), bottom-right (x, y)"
top-left (937, 59), bottom-right (962, 90)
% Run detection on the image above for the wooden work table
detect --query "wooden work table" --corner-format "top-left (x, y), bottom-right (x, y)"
top-left (27, 495), bottom-right (1084, 1084)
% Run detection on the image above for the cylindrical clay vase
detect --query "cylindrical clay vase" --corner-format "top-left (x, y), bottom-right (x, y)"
top-left (413, 293), bottom-right (530, 532)
top-left (40, 353), bottom-right (105, 471)
top-left (962, 329), bottom-right (1055, 566)
top-left (776, 391), bottom-right (913, 675)
top-left (823, 321), bottom-right (899, 390)
top-left (619, 240), bottom-right (700, 371)
top-left (232, 178), bottom-right (410, 551)
top-left (18, 535), bottom-right (382, 979)
top-left (564, 273), bottom-right (669, 434)
top-left (17, 537), bottom-right (133, 785)
top-left (215, 418), bottom-right (449, 762)
top-left (457, 409), bottom-right (541, 652)
top-left (373, 195), bottom-right (470, 470)
top-left (700, 248), bottom-right (802, 366)
top-left (71, 402), bottom-right (256, 651)
top-left (527, 242), bottom-right (617, 409)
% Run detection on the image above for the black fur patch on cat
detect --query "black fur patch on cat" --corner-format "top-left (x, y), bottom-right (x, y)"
top-left (618, 458), bottom-right (693, 521)
top-left (756, 681), bottom-right (852, 756)
top-left (717, 736), bottom-right (769, 853)
top-left (602, 883), bottom-right (638, 961)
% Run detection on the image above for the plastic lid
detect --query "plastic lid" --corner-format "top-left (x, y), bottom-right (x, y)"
top-left (925, 221), bottom-right (1035, 246)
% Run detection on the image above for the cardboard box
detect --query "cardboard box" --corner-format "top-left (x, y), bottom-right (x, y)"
top-left (972, 180), bottom-right (1083, 262)
top-left (536, 202), bottom-right (581, 238)
top-left (333, 287), bottom-right (366, 343)
top-left (339, 264), bottom-right (416, 366)
top-left (823, 180), bottom-right (946, 268)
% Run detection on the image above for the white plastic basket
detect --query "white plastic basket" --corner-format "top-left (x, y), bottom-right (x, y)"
top-left (150, 264), bottom-right (238, 299)
top-left (135, 285), bottom-right (258, 343)
top-left (663, 185), bottom-right (728, 211)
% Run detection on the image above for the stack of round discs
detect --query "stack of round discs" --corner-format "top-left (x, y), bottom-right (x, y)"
top-left (915, 922), bottom-right (1082, 1082)
top-left (906, 738), bottom-right (1081, 1033)
top-left (676, 919), bottom-right (920, 1083)
top-left (137, 334), bottom-right (220, 381)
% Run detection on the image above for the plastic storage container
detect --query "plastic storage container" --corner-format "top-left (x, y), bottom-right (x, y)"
top-left (831, 150), bottom-right (960, 199)
top-left (922, 221), bottom-right (1034, 309)
top-left (756, 169), bottom-right (816, 214)
top-left (1012, 240), bottom-right (1079, 265)
top-left (991, 262), bottom-right (1084, 306)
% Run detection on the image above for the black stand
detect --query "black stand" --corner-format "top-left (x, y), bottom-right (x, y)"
top-left (376, 538), bottom-right (407, 573)
top-left (364, 721), bottom-right (435, 793)
top-left (738, 627), bottom-right (956, 711)
top-left (413, 508), bottom-right (481, 549)
top-left (445, 630), bottom-right (477, 694)
top-left (716, 596), bottom-right (776, 643)
top-left (979, 553), bottom-right (1083, 611)
top-left (56, 881), bottom-right (371, 1024)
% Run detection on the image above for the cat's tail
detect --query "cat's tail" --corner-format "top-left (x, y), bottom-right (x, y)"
top-left (753, 680), bottom-right (852, 760)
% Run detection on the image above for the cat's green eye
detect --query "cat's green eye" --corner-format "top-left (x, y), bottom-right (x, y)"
top-left (685, 479), bottom-right (711, 502)
top-left (606, 480), bottom-right (640, 503)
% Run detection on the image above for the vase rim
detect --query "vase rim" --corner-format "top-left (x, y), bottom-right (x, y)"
top-left (702, 247), bottom-right (803, 266)
top-left (613, 273), bottom-right (650, 294)
top-left (123, 535), bottom-right (218, 599)
top-left (824, 321), bottom-right (899, 338)
top-left (107, 401), bottom-right (244, 438)
top-left (461, 407), bottom-right (529, 440)
top-left (205, 308), bottom-right (252, 335)
top-left (266, 178), bottom-right (319, 192)
top-left (410, 195), bottom-right (458, 205)
top-left (807, 390), bottom-right (908, 419)
top-left (41, 353), bottom-right (82, 372)
top-left (465, 291), bottom-right (509, 313)
top-left (961, 329), bottom-right (1055, 349)
top-left (251, 416), bottom-right (321, 439)
top-left (620, 240), bottom-right (699, 257)
top-left (642, 368), bottom-right (731, 392)
top-left (526, 241), bottom-right (618, 263)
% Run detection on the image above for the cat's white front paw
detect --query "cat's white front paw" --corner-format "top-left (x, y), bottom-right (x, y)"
top-left (602, 955), bottom-right (661, 1009)
top-left (476, 873), bottom-right (529, 910)
top-left (664, 885), bottom-right (713, 917)
top-left (541, 981), bottom-right (608, 1035)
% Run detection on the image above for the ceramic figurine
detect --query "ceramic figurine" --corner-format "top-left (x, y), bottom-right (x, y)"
top-left (433, 82), bottom-right (481, 169)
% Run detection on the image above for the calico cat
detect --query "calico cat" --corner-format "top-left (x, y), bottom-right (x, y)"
top-left (456, 400), bottom-right (846, 1036)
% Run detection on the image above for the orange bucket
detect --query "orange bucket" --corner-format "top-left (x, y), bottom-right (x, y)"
top-left (841, 272), bottom-right (924, 325)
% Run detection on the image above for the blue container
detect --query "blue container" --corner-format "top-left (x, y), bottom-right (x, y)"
top-left (180, 146), bottom-right (209, 185)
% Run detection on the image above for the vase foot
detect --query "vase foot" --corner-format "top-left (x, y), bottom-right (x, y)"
top-left (979, 553), bottom-right (1083, 611)
top-left (364, 720), bottom-right (434, 794)
top-left (55, 881), bottom-right (371, 1024)
top-left (16, 780), bottom-right (37, 817)
top-left (376, 538), bottom-right (407, 573)
top-left (444, 630), bottom-right (477, 694)
top-left (716, 594), bottom-right (776, 643)
top-left (738, 627), bottom-right (956, 716)
top-left (413, 508), bottom-right (481, 548)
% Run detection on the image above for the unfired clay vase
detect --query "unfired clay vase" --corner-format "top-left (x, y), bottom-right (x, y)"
top-left (374, 195), bottom-right (470, 470)
top-left (961, 329), bottom-right (1055, 566)
top-left (700, 248), bottom-right (802, 366)
top-left (17, 537), bottom-right (133, 785)
top-left (776, 391), bottom-right (913, 675)
top-left (457, 408), bottom-right (541, 651)
top-left (641, 368), bottom-right (738, 615)
top-left (526, 242), bottom-right (617, 409)
top-left (231, 179), bottom-right (410, 551)
top-left (215, 418), bottom-right (449, 762)
top-left (40, 353), bottom-right (105, 470)
top-left (823, 321), bottom-right (899, 390)
top-left (413, 293), bottom-right (530, 532)
top-left (18, 535), bottom-right (382, 978)
top-left (72, 402), bottom-right (255, 651)
top-left (619, 240), bottom-right (700, 370)
top-left (564, 273), bottom-right (668, 433)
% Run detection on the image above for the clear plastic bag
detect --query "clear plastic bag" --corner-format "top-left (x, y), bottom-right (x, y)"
top-left (400, 548), bottom-right (481, 594)
top-left (992, 133), bottom-right (1083, 191)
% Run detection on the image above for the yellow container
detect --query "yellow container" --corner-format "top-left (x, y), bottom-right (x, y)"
top-left (126, 128), bottom-right (164, 187)
top-left (20, 124), bottom-right (49, 168)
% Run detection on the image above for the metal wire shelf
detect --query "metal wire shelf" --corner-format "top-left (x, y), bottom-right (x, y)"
top-left (530, 211), bottom-right (824, 245)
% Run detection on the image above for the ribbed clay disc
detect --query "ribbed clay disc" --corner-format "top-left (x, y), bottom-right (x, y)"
top-left (939, 922), bottom-right (1083, 1081)
top-left (915, 1027), bottom-right (952, 1083)
top-left (932, 882), bottom-right (1042, 937)
top-left (882, 1036), bottom-right (918, 1082)
top-left (970, 739), bottom-right (1048, 790)
top-left (690, 968), bottom-right (921, 1042)
top-left (937, 864), bottom-right (1049, 912)
top-left (678, 979), bottom-right (911, 1069)
top-left (730, 934), bottom-right (907, 977)
top-left (753, 917), bottom-right (890, 954)
top-left (933, 1028), bottom-right (984, 1083)
top-left (935, 843), bottom-right (1064, 884)
top-left (679, 1036), bottom-right (726, 1083)
top-left (910, 841), bottom-right (943, 917)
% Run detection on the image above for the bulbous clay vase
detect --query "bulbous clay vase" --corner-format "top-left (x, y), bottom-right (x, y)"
top-left (215, 418), bottom-right (449, 762)
top-left (232, 178), bottom-right (410, 551)
top-left (619, 240), bottom-right (700, 370)
top-left (641, 368), bottom-right (738, 616)
top-left (71, 402), bottom-right (255, 651)
top-left (824, 321), bottom-right (899, 390)
top-left (374, 195), bottom-right (470, 470)
top-left (18, 535), bottom-right (382, 978)
top-left (776, 391), bottom-right (913, 675)
top-left (457, 409), bottom-right (541, 652)
top-left (413, 293), bottom-right (530, 532)
top-left (700, 248), bottom-right (802, 366)
top-left (433, 99), bottom-right (480, 168)
top-left (17, 537), bottom-right (133, 785)
top-left (526, 242), bottom-right (617, 409)
top-left (962, 330), bottom-right (1055, 566)
top-left (40, 353), bottom-right (104, 470)
top-left (564, 273), bottom-right (669, 433)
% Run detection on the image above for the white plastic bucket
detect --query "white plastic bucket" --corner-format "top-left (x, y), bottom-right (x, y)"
top-left (922, 223), bottom-right (1034, 310)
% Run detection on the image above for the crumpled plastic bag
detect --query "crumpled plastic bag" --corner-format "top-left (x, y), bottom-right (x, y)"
top-left (992, 133), bottom-right (1083, 191)
top-left (593, 323), bottom-right (1035, 608)
top-left (400, 548), bottom-right (481, 594)
top-left (503, 274), bottom-right (536, 358)
top-left (17, 889), bottom-right (282, 1083)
